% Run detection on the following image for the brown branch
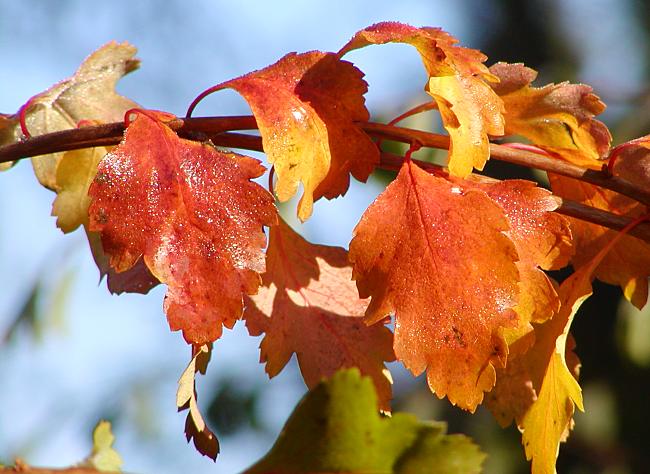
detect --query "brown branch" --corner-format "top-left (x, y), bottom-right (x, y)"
top-left (1, 116), bottom-right (650, 243)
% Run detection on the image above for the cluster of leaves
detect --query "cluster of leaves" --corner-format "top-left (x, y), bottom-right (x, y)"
top-left (2, 21), bottom-right (650, 473)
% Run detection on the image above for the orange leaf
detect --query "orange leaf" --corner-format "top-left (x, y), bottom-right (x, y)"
top-left (340, 22), bottom-right (505, 177)
top-left (458, 178), bottom-right (573, 348)
top-left (349, 161), bottom-right (520, 410)
top-left (88, 110), bottom-right (278, 344)
top-left (244, 218), bottom-right (394, 411)
top-left (209, 52), bottom-right (378, 221)
top-left (489, 62), bottom-right (611, 164)
top-left (549, 174), bottom-right (650, 308)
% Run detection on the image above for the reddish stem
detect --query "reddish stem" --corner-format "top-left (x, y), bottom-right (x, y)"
top-left (18, 97), bottom-right (35, 138)
top-left (387, 101), bottom-right (438, 127)
top-left (186, 84), bottom-right (226, 118)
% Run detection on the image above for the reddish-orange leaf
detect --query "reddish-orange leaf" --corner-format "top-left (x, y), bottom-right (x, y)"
top-left (88, 110), bottom-right (278, 344)
top-left (86, 230), bottom-right (159, 295)
top-left (244, 218), bottom-right (394, 411)
top-left (549, 174), bottom-right (650, 308)
top-left (609, 134), bottom-right (650, 189)
top-left (489, 62), bottom-right (611, 164)
top-left (340, 22), bottom-right (505, 178)
top-left (207, 52), bottom-right (378, 221)
top-left (349, 160), bottom-right (520, 410)
top-left (457, 178), bottom-right (573, 349)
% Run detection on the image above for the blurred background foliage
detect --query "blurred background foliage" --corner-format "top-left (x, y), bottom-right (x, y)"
top-left (1, 1), bottom-right (650, 473)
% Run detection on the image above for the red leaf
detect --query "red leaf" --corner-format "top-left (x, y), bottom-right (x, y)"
top-left (205, 52), bottom-right (378, 221)
top-left (244, 218), bottom-right (394, 411)
top-left (349, 161), bottom-right (520, 410)
top-left (88, 110), bottom-right (278, 343)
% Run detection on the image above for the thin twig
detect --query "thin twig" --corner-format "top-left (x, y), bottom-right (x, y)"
top-left (1, 116), bottom-right (649, 242)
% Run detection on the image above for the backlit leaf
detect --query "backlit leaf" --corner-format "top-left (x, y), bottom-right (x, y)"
top-left (0, 113), bottom-right (20, 171)
top-left (244, 218), bottom-right (395, 411)
top-left (245, 368), bottom-right (485, 474)
top-left (458, 178), bottom-right (572, 349)
top-left (489, 62), bottom-right (611, 164)
top-left (88, 110), bottom-right (277, 344)
top-left (518, 234), bottom-right (627, 474)
top-left (549, 174), bottom-right (650, 309)
top-left (177, 344), bottom-right (219, 460)
top-left (210, 52), bottom-right (378, 220)
top-left (340, 22), bottom-right (505, 177)
top-left (52, 146), bottom-right (108, 233)
top-left (349, 161), bottom-right (520, 410)
top-left (19, 42), bottom-right (140, 190)
top-left (609, 134), bottom-right (650, 189)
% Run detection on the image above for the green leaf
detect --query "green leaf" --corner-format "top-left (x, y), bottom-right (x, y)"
top-left (245, 368), bottom-right (485, 474)
top-left (82, 420), bottom-right (123, 472)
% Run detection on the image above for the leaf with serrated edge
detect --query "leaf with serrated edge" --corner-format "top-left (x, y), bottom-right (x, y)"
top-left (88, 110), bottom-right (277, 344)
top-left (456, 177), bottom-right (572, 350)
top-left (177, 344), bottom-right (219, 460)
top-left (86, 229), bottom-right (160, 295)
top-left (519, 244), bottom-right (618, 473)
top-left (19, 42), bottom-right (140, 190)
top-left (349, 161), bottom-right (520, 410)
top-left (244, 218), bottom-right (395, 411)
top-left (211, 51), bottom-right (378, 221)
top-left (245, 368), bottom-right (485, 474)
top-left (489, 62), bottom-right (611, 165)
top-left (340, 21), bottom-right (505, 178)
top-left (549, 174), bottom-right (650, 309)
top-left (610, 135), bottom-right (650, 190)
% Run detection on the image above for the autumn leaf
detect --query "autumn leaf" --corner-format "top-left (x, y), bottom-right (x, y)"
top-left (88, 110), bottom-right (277, 344)
top-left (52, 146), bottom-right (108, 233)
top-left (489, 62), bottom-right (611, 164)
top-left (549, 174), bottom-right (650, 309)
top-left (609, 134), bottom-right (650, 189)
top-left (518, 227), bottom-right (634, 474)
top-left (17, 42), bottom-right (140, 190)
top-left (244, 218), bottom-right (395, 411)
top-left (245, 368), bottom-right (485, 474)
top-left (202, 51), bottom-right (378, 221)
top-left (339, 21), bottom-right (505, 177)
top-left (177, 344), bottom-right (219, 460)
top-left (86, 230), bottom-right (159, 295)
top-left (0, 113), bottom-right (20, 171)
top-left (457, 178), bottom-right (573, 349)
top-left (349, 160), bottom-right (520, 410)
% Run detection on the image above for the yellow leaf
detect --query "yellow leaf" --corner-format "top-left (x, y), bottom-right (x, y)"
top-left (52, 146), bottom-right (108, 233)
top-left (519, 220), bottom-right (632, 473)
top-left (20, 42), bottom-right (139, 190)
top-left (82, 420), bottom-right (123, 472)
